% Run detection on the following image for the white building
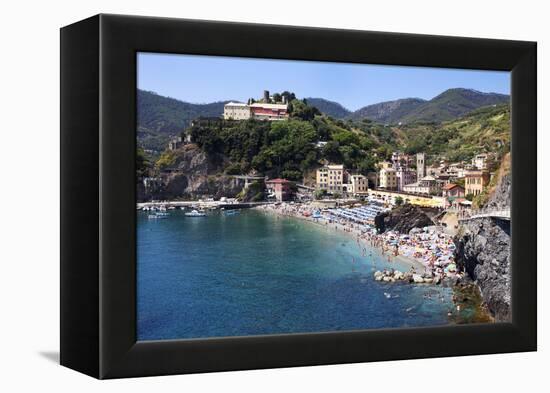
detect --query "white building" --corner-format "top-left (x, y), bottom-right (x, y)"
top-left (223, 101), bottom-right (288, 121)
top-left (402, 175), bottom-right (440, 195)
top-left (223, 102), bottom-right (251, 120)
top-left (348, 174), bottom-right (369, 195)
top-left (472, 153), bottom-right (493, 170)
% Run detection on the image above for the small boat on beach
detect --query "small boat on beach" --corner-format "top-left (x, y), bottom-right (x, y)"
top-left (224, 209), bottom-right (240, 216)
top-left (185, 209), bottom-right (207, 217)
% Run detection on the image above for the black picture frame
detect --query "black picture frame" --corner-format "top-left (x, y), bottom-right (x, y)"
top-left (60, 14), bottom-right (537, 379)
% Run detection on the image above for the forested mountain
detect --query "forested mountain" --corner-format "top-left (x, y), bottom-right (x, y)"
top-left (306, 89), bottom-right (508, 124)
top-left (398, 88), bottom-right (509, 124)
top-left (349, 89), bottom-right (509, 124)
top-left (395, 103), bottom-right (510, 163)
top-left (348, 98), bottom-right (426, 123)
top-left (137, 90), bottom-right (229, 151)
top-left (137, 88), bottom-right (509, 153)
top-left (145, 98), bottom-right (509, 177)
top-left (305, 98), bottom-right (351, 119)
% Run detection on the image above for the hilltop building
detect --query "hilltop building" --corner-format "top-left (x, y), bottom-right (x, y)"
top-left (465, 170), bottom-right (490, 196)
top-left (223, 101), bottom-right (288, 121)
top-left (223, 102), bottom-right (251, 120)
top-left (249, 102), bottom-right (289, 121)
top-left (168, 136), bottom-right (184, 151)
top-left (223, 91), bottom-right (289, 121)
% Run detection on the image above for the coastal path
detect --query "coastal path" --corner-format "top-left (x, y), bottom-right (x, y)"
top-left (458, 208), bottom-right (511, 222)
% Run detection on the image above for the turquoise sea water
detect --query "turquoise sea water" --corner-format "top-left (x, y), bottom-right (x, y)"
top-left (137, 209), bottom-right (454, 341)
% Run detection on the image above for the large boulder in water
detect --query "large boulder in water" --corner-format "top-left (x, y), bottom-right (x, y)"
top-left (375, 204), bottom-right (434, 234)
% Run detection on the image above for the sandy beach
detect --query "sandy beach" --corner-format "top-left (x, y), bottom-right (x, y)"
top-left (256, 202), bottom-right (461, 281)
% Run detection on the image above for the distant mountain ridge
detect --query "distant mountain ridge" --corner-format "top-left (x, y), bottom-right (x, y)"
top-left (304, 98), bottom-right (352, 119)
top-left (348, 98), bottom-right (426, 124)
top-left (397, 88), bottom-right (510, 124)
top-left (308, 88), bottom-right (509, 124)
top-left (137, 90), bottom-right (230, 151)
top-left (137, 88), bottom-right (510, 151)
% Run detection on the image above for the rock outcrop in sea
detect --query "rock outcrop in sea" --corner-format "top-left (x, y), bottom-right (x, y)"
top-left (374, 204), bottom-right (434, 234)
top-left (453, 171), bottom-right (511, 322)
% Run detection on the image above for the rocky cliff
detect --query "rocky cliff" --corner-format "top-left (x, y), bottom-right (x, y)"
top-left (375, 204), bottom-right (435, 234)
top-left (454, 171), bottom-right (511, 321)
top-left (140, 144), bottom-right (245, 201)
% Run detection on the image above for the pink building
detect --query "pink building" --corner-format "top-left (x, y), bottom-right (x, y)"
top-left (266, 178), bottom-right (294, 201)
top-left (442, 183), bottom-right (465, 198)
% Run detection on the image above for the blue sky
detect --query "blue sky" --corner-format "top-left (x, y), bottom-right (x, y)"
top-left (138, 52), bottom-right (510, 111)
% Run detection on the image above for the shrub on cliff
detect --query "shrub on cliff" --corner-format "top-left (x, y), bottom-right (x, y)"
top-left (237, 181), bottom-right (265, 202)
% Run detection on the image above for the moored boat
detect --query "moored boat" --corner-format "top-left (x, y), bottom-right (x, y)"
top-left (185, 209), bottom-right (207, 217)
top-left (148, 213), bottom-right (169, 219)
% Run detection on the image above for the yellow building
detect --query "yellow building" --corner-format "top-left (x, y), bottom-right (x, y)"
top-left (316, 164), bottom-right (345, 193)
top-left (368, 189), bottom-right (446, 208)
top-left (465, 170), bottom-right (490, 196)
top-left (379, 167), bottom-right (397, 190)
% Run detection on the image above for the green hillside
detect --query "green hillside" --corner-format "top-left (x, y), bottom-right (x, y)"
top-left (349, 89), bottom-right (509, 124)
top-left (400, 88), bottom-right (509, 124)
top-left (395, 103), bottom-right (510, 163)
top-left (348, 98), bottom-right (426, 123)
top-left (306, 98), bottom-right (352, 119)
top-left (144, 96), bottom-right (510, 186)
top-left (137, 89), bottom-right (228, 152)
top-left (184, 99), bottom-right (383, 181)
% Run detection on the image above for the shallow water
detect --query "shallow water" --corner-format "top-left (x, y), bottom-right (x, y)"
top-left (137, 209), bottom-right (454, 340)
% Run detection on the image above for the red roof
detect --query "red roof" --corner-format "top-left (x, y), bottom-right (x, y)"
top-left (442, 183), bottom-right (463, 190)
top-left (266, 178), bottom-right (292, 184)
